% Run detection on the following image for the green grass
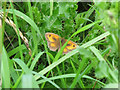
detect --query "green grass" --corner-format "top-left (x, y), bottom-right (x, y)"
top-left (0, 1), bottom-right (118, 89)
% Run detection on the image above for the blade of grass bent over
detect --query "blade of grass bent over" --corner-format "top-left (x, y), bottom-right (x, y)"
top-left (12, 58), bottom-right (39, 88)
top-left (13, 59), bottom-right (60, 88)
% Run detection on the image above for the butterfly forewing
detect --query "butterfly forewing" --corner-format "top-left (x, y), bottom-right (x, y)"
top-left (45, 33), bottom-right (60, 42)
top-left (45, 33), bottom-right (60, 51)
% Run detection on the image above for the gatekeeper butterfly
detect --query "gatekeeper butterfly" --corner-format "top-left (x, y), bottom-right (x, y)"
top-left (45, 32), bottom-right (78, 54)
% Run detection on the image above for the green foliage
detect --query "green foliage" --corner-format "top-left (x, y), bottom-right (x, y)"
top-left (0, 1), bottom-right (118, 89)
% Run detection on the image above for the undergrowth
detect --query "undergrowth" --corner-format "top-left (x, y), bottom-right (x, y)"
top-left (0, 1), bottom-right (118, 89)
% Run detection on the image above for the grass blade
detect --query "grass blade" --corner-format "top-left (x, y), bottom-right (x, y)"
top-left (2, 47), bottom-right (10, 88)
top-left (12, 58), bottom-right (39, 88)
top-left (30, 51), bottom-right (44, 70)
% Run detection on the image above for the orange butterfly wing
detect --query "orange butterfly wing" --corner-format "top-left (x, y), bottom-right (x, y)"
top-left (63, 40), bottom-right (78, 54)
top-left (45, 33), bottom-right (60, 51)
top-left (58, 39), bottom-right (78, 54)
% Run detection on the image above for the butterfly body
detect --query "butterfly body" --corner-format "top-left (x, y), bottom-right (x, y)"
top-left (45, 33), bottom-right (78, 54)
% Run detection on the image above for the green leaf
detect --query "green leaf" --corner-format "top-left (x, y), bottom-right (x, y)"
top-left (104, 83), bottom-right (118, 88)
top-left (8, 44), bottom-right (26, 57)
top-left (37, 74), bottom-right (105, 86)
top-left (30, 51), bottom-right (44, 70)
top-left (2, 47), bottom-right (10, 88)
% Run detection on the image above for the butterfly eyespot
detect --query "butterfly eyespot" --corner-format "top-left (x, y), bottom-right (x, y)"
top-left (73, 45), bottom-right (75, 47)
top-left (49, 35), bottom-right (51, 37)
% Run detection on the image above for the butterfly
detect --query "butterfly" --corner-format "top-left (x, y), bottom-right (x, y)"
top-left (45, 32), bottom-right (78, 54)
